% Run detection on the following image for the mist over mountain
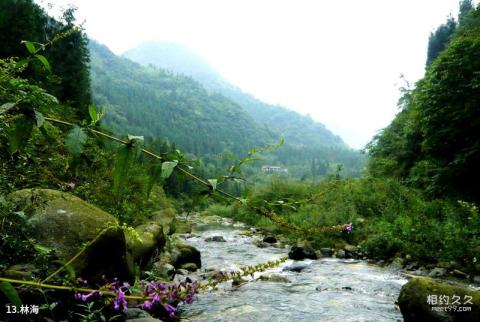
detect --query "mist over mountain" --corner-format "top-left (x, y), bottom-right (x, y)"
top-left (123, 41), bottom-right (346, 148)
top-left (89, 40), bottom-right (364, 177)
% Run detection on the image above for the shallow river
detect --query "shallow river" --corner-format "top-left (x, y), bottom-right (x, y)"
top-left (178, 217), bottom-right (407, 322)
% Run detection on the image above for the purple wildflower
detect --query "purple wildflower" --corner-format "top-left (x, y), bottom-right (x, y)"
top-left (163, 304), bottom-right (177, 318)
top-left (112, 284), bottom-right (129, 312)
top-left (74, 290), bottom-right (97, 302)
top-left (343, 223), bottom-right (353, 234)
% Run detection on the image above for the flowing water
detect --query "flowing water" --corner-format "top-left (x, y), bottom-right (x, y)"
top-left (178, 215), bottom-right (407, 322)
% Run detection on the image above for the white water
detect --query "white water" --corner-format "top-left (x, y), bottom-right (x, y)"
top-left (178, 216), bottom-right (406, 322)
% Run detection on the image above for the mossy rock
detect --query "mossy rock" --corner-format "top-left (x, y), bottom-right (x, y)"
top-left (126, 221), bottom-right (166, 269)
top-left (174, 221), bottom-right (193, 234)
top-left (398, 277), bottom-right (480, 322)
top-left (7, 189), bottom-right (132, 282)
top-left (151, 208), bottom-right (176, 235)
top-left (169, 238), bottom-right (201, 269)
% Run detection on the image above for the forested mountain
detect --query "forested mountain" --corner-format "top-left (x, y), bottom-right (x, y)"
top-left (367, 0), bottom-right (480, 202)
top-left (92, 41), bottom-right (365, 178)
top-left (123, 42), bottom-right (345, 148)
top-left (90, 41), bottom-right (276, 156)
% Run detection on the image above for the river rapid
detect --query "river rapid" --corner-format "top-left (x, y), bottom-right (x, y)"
top-left (178, 215), bottom-right (407, 322)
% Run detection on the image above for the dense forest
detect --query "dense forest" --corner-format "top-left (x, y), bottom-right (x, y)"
top-left (1, 0), bottom-right (480, 321)
top-left (95, 41), bottom-right (365, 179)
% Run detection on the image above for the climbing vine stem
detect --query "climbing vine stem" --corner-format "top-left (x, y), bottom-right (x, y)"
top-left (43, 117), bottom-right (348, 235)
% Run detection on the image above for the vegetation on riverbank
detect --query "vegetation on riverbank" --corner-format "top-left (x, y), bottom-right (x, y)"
top-left (202, 177), bottom-right (479, 273)
top-left (1, 0), bottom-right (480, 321)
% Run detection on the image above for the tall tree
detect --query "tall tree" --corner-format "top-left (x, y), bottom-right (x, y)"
top-left (0, 0), bottom-right (91, 119)
top-left (426, 16), bottom-right (456, 66)
top-left (458, 0), bottom-right (474, 23)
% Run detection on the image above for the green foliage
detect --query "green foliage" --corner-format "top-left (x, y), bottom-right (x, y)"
top-left (112, 143), bottom-right (139, 196)
top-left (65, 125), bottom-right (88, 155)
top-left (0, 0), bottom-right (91, 119)
top-left (368, 5), bottom-right (480, 203)
top-left (0, 282), bottom-right (22, 307)
top-left (161, 161), bottom-right (178, 180)
top-left (8, 115), bottom-right (34, 154)
top-left (426, 16), bottom-right (456, 66)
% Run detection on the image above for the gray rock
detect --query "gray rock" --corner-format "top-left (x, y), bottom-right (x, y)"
top-left (263, 235), bottom-right (277, 243)
top-left (170, 239), bottom-right (201, 269)
top-left (320, 248), bottom-right (333, 257)
top-left (390, 257), bottom-right (405, 270)
top-left (344, 244), bottom-right (358, 253)
top-left (428, 267), bottom-right (447, 277)
top-left (152, 262), bottom-right (175, 280)
top-left (405, 261), bottom-right (419, 271)
top-left (259, 273), bottom-right (290, 283)
top-left (151, 208), bottom-right (176, 235)
top-left (205, 235), bottom-right (226, 242)
top-left (283, 263), bottom-right (308, 273)
top-left (181, 262), bottom-right (198, 272)
top-left (451, 269), bottom-right (468, 279)
top-left (125, 308), bottom-right (151, 319)
top-left (255, 240), bottom-right (269, 248)
top-left (175, 268), bottom-right (189, 276)
top-left (288, 246), bottom-right (317, 260)
top-left (335, 249), bottom-right (346, 259)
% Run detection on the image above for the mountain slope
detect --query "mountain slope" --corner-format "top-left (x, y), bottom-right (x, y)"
top-left (123, 41), bottom-right (345, 148)
top-left (89, 41), bottom-right (276, 156)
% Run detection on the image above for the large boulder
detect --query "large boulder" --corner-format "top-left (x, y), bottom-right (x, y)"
top-left (170, 238), bottom-right (201, 269)
top-left (151, 208), bottom-right (176, 235)
top-left (398, 277), bottom-right (480, 322)
top-left (288, 246), bottom-right (317, 260)
top-left (126, 221), bottom-right (166, 269)
top-left (7, 189), bottom-right (132, 282)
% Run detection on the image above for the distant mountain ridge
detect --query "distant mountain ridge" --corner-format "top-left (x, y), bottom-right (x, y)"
top-left (89, 40), bottom-right (276, 156)
top-left (123, 41), bottom-right (345, 148)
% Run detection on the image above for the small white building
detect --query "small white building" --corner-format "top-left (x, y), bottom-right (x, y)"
top-left (261, 165), bottom-right (288, 174)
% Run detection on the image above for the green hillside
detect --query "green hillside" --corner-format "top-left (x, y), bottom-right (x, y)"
top-left (90, 41), bottom-right (276, 156)
top-left (93, 41), bottom-right (365, 178)
top-left (123, 42), bottom-right (345, 148)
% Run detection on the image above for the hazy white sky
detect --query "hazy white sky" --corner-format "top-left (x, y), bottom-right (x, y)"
top-left (38, 0), bottom-right (471, 148)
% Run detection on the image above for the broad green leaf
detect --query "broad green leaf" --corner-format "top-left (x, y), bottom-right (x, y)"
top-left (0, 282), bottom-right (22, 307)
top-left (113, 145), bottom-right (136, 195)
top-left (34, 110), bottom-right (45, 128)
top-left (161, 161), bottom-right (178, 179)
top-left (65, 125), bottom-right (87, 155)
top-left (22, 41), bottom-right (36, 54)
top-left (208, 179), bottom-right (218, 191)
top-left (146, 163), bottom-right (162, 197)
top-left (33, 244), bottom-right (51, 254)
top-left (88, 105), bottom-right (98, 124)
top-left (0, 102), bottom-right (16, 115)
top-left (9, 116), bottom-right (34, 154)
top-left (34, 54), bottom-right (50, 72)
